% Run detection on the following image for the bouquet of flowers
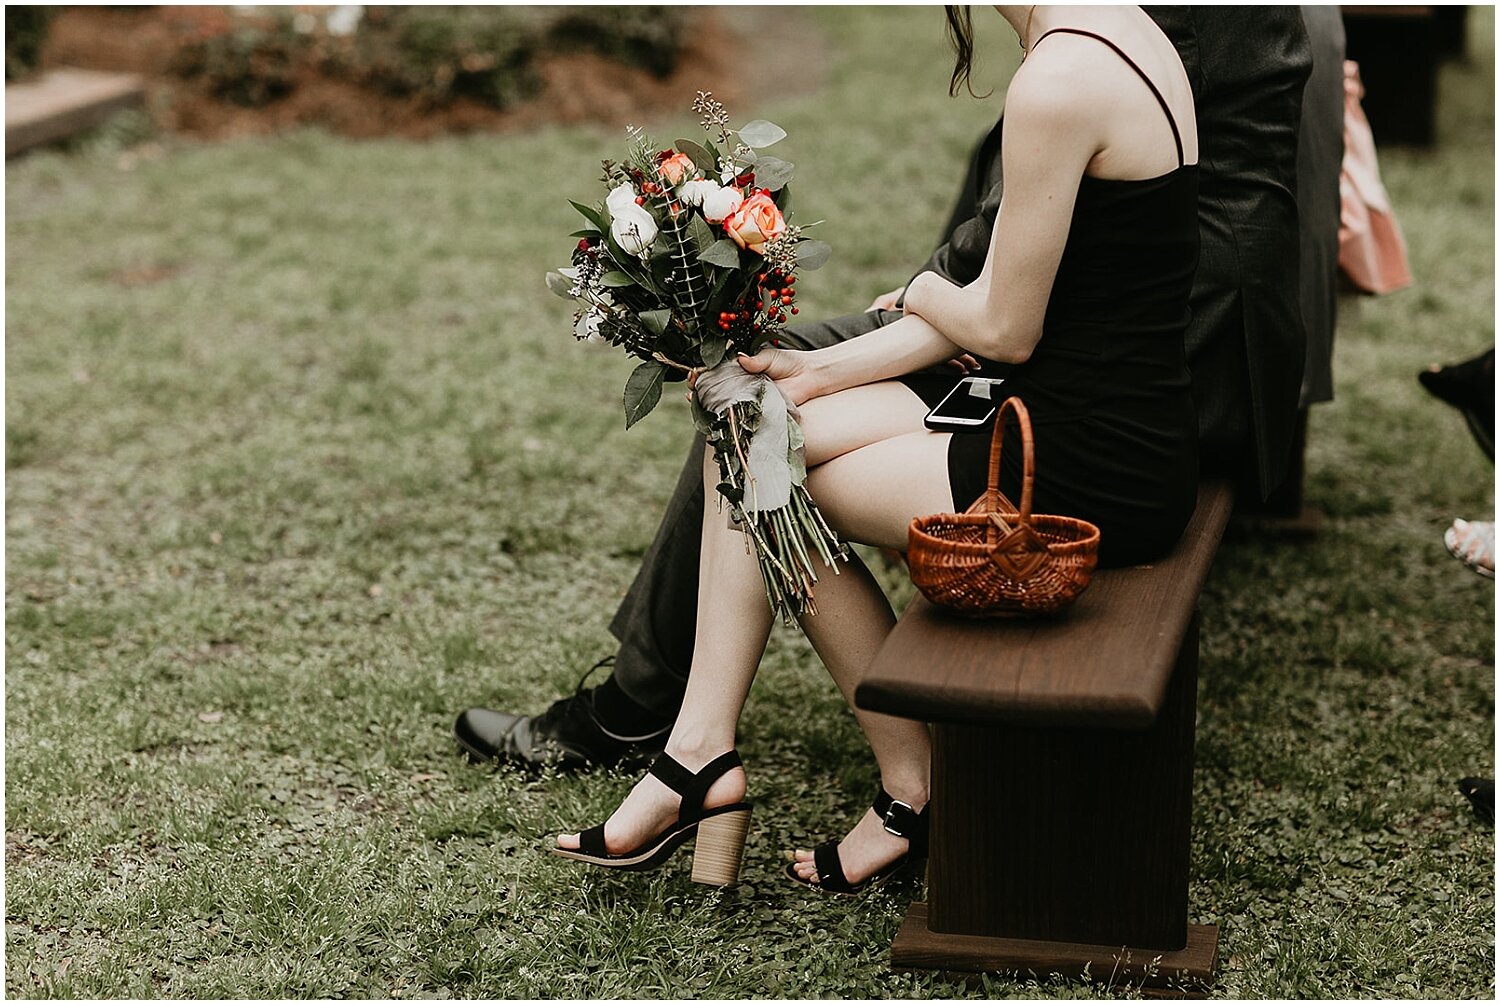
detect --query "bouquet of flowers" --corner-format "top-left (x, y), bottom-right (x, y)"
top-left (546, 92), bottom-right (846, 621)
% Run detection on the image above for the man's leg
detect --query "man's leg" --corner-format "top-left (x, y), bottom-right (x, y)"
top-left (455, 310), bottom-right (890, 770)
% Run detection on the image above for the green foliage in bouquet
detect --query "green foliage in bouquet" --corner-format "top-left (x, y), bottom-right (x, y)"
top-left (546, 92), bottom-right (842, 621)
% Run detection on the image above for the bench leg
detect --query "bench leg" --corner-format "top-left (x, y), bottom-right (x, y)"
top-left (890, 612), bottom-right (1218, 990)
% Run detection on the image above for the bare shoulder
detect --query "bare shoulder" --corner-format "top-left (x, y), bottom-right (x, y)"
top-left (1007, 19), bottom-right (1197, 172)
top-left (1003, 44), bottom-right (1113, 142)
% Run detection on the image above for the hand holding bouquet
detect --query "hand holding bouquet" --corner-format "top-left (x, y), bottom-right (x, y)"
top-left (546, 93), bottom-right (845, 621)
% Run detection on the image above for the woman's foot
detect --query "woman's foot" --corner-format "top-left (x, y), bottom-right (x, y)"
top-left (1444, 518), bottom-right (1495, 579)
top-left (555, 745), bottom-right (746, 854)
top-left (788, 790), bottom-right (928, 888)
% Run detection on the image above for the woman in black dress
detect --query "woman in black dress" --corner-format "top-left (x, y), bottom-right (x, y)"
top-left (554, 5), bottom-right (1201, 892)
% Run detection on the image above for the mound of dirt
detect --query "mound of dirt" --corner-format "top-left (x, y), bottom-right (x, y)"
top-left (37, 5), bottom-right (824, 141)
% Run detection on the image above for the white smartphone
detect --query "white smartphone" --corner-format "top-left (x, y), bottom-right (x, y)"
top-left (923, 377), bottom-right (1006, 432)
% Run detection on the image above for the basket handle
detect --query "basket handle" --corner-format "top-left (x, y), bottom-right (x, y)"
top-left (983, 396), bottom-right (1034, 544)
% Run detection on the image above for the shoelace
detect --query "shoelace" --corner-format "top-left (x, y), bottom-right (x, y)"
top-left (535, 656), bottom-right (672, 744)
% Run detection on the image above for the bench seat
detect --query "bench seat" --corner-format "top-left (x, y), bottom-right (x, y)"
top-left (854, 480), bottom-right (1235, 991)
top-left (858, 480), bottom-right (1236, 730)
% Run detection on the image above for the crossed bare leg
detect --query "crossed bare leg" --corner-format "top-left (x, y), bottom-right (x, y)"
top-left (557, 382), bottom-right (952, 886)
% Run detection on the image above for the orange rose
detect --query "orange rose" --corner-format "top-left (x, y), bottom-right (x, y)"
top-left (722, 192), bottom-right (786, 255)
top-left (658, 152), bottom-right (696, 186)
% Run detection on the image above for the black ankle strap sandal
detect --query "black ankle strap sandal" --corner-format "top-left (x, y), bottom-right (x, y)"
top-left (551, 750), bottom-right (754, 887)
top-left (785, 788), bottom-right (929, 896)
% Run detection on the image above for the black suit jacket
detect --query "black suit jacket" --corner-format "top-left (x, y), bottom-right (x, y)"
top-left (917, 7), bottom-right (1316, 498)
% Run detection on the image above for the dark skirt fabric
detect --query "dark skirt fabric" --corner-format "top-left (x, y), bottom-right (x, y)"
top-left (897, 372), bottom-right (1197, 569)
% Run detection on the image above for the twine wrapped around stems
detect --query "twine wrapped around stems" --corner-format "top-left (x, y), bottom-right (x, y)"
top-left (694, 361), bottom-right (849, 621)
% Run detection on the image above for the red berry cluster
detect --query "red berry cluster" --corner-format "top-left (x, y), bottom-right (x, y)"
top-left (715, 268), bottom-right (799, 339)
top-left (759, 270), bottom-right (798, 321)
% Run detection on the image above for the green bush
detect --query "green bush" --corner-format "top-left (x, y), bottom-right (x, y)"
top-left (343, 6), bottom-right (545, 108)
top-left (5, 6), bottom-right (57, 82)
top-left (171, 5), bottom-right (690, 111)
top-left (170, 12), bottom-right (308, 107)
top-left (545, 6), bottom-right (689, 76)
top-left (347, 6), bottom-right (690, 108)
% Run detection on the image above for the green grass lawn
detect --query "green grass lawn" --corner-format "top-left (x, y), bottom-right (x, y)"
top-left (6, 7), bottom-right (1494, 998)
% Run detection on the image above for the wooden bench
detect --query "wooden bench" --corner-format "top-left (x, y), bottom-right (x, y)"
top-left (5, 68), bottom-right (145, 158)
top-left (855, 480), bottom-right (1236, 991)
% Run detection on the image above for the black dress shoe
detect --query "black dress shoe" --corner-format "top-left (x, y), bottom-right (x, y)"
top-left (454, 659), bottom-right (669, 771)
top-left (1419, 348), bottom-right (1495, 461)
top-left (1458, 777), bottom-right (1494, 825)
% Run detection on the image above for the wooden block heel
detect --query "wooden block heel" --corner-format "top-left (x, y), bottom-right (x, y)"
top-left (692, 807), bottom-right (752, 887)
top-left (552, 750), bottom-right (752, 881)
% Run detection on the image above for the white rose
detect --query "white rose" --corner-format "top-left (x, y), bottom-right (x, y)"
top-left (606, 182), bottom-right (640, 215)
top-left (701, 185), bottom-right (744, 224)
top-left (610, 205), bottom-right (658, 256)
top-left (678, 179), bottom-right (717, 208)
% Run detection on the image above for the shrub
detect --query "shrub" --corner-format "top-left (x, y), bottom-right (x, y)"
top-left (346, 6), bottom-right (690, 108)
top-left (5, 6), bottom-right (57, 81)
top-left (170, 5), bottom-right (690, 111)
top-left (544, 6), bottom-right (688, 77)
top-left (341, 6), bottom-right (545, 108)
top-left (170, 11), bottom-right (309, 107)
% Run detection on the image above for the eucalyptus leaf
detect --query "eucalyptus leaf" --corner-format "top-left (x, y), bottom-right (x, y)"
top-left (569, 200), bottom-right (605, 231)
top-left (700, 239), bottom-right (743, 269)
top-left (544, 272), bottom-right (575, 299)
top-left (601, 236), bottom-right (660, 294)
top-left (674, 138), bottom-right (714, 171)
top-left (686, 214), bottom-right (715, 254)
top-left (754, 155), bottom-right (795, 192)
top-left (640, 308), bottom-right (672, 337)
top-left (701, 337), bottom-right (729, 369)
top-left (795, 240), bottom-right (833, 271)
top-left (601, 271), bottom-right (636, 288)
top-left (787, 444), bottom-right (807, 483)
top-left (623, 361), bottom-right (667, 429)
top-left (708, 264), bottom-right (733, 303)
top-left (739, 120), bottom-right (788, 149)
top-left (689, 393), bottom-right (715, 435)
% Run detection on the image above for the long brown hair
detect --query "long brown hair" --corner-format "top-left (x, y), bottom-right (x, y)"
top-left (944, 6), bottom-right (988, 98)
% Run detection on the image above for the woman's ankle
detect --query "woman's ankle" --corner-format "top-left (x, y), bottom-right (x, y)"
top-left (879, 774), bottom-right (930, 811)
top-left (662, 731), bottom-right (737, 767)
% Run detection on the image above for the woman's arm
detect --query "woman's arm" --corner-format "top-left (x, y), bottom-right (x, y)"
top-left (740, 56), bottom-right (1104, 402)
top-left (737, 312), bottom-right (962, 405)
top-left (903, 58), bottom-right (1099, 363)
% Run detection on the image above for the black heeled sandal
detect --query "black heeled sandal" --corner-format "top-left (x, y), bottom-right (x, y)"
top-left (785, 788), bottom-right (928, 895)
top-left (550, 750), bottom-right (753, 887)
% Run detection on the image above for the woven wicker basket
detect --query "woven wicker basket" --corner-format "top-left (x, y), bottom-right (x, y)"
top-left (908, 396), bottom-right (1100, 617)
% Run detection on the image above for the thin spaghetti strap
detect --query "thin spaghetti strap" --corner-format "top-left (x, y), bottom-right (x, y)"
top-left (1031, 27), bottom-right (1185, 168)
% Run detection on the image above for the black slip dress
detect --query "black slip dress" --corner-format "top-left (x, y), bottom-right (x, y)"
top-left (900, 27), bottom-right (1201, 568)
